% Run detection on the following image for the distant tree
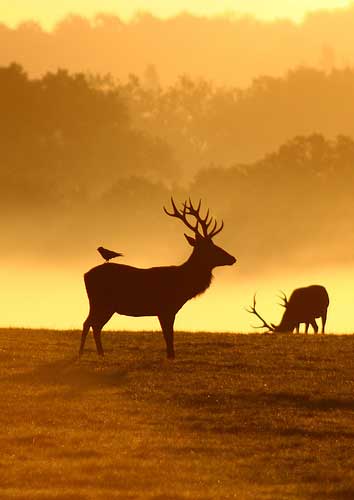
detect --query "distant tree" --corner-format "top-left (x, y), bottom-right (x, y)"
top-left (143, 64), bottom-right (161, 92)
top-left (0, 63), bottom-right (177, 210)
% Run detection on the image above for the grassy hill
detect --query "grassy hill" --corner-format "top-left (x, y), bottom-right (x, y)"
top-left (1, 328), bottom-right (354, 499)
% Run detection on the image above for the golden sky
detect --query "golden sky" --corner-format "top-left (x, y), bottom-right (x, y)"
top-left (2, 0), bottom-right (353, 29)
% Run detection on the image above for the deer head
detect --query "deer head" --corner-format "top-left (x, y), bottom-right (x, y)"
top-left (163, 197), bottom-right (236, 268)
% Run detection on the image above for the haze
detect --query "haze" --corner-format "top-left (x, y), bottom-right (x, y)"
top-left (1, 3), bottom-right (354, 333)
top-left (3, 4), bottom-right (354, 88)
top-left (3, 0), bottom-right (353, 28)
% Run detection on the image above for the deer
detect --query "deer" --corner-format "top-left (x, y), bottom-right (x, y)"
top-left (79, 198), bottom-right (236, 359)
top-left (247, 285), bottom-right (329, 334)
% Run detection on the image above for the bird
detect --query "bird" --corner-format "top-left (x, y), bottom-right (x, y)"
top-left (97, 246), bottom-right (123, 262)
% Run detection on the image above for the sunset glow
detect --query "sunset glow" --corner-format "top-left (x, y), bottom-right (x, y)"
top-left (3, 0), bottom-right (354, 496)
top-left (2, 0), bottom-right (354, 334)
top-left (2, 0), bottom-right (354, 28)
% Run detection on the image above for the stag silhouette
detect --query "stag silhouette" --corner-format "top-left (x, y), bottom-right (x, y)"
top-left (247, 285), bottom-right (329, 334)
top-left (80, 198), bottom-right (236, 358)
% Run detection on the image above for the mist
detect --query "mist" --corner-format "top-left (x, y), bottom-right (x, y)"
top-left (1, 259), bottom-right (353, 333)
top-left (2, 8), bottom-right (354, 333)
top-left (2, 7), bottom-right (354, 87)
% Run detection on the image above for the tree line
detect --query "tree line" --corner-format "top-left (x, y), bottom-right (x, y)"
top-left (1, 63), bottom-right (354, 272)
top-left (1, 8), bottom-right (354, 87)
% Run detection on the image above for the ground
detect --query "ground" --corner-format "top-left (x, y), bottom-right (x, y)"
top-left (0, 328), bottom-right (354, 499)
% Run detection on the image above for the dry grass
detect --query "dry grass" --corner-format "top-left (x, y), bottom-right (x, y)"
top-left (0, 328), bottom-right (354, 499)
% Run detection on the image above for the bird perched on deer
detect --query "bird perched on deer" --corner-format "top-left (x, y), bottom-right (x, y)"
top-left (97, 246), bottom-right (123, 262)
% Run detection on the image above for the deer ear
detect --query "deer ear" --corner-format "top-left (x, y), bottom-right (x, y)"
top-left (184, 234), bottom-right (196, 247)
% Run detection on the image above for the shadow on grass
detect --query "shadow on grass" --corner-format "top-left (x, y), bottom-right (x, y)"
top-left (266, 391), bottom-right (354, 411)
top-left (169, 390), bottom-right (354, 439)
top-left (184, 419), bottom-right (354, 440)
top-left (310, 489), bottom-right (354, 500)
top-left (0, 356), bottom-right (129, 398)
top-left (276, 426), bottom-right (354, 439)
top-left (1, 349), bottom-right (177, 400)
top-left (176, 390), bottom-right (354, 412)
top-left (259, 391), bottom-right (354, 412)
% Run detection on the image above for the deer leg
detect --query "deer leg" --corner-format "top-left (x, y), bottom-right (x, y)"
top-left (158, 313), bottom-right (176, 359)
top-left (93, 328), bottom-right (104, 356)
top-left (311, 319), bottom-right (319, 334)
top-left (321, 311), bottom-right (327, 334)
top-left (79, 315), bottom-right (91, 356)
top-left (90, 309), bottom-right (115, 356)
top-left (295, 324), bottom-right (299, 334)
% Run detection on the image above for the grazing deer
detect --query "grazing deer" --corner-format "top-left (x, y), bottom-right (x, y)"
top-left (247, 285), bottom-right (329, 334)
top-left (80, 198), bottom-right (236, 358)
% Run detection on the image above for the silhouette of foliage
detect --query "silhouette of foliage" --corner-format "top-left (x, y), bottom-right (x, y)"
top-left (2, 8), bottom-right (354, 87)
top-left (0, 63), bottom-right (177, 211)
top-left (115, 66), bottom-right (354, 175)
top-left (2, 62), bottom-right (354, 271)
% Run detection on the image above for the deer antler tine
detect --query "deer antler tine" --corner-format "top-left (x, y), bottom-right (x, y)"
top-left (164, 197), bottom-right (203, 235)
top-left (171, 196), bottom-right (179, 212)
top-left (204, 219), bottom-right (212, 233)
top-left (187, 197), bottom-right (194, 211)
top-left (246, 293), bottom-right (274, 331)
top-left (202, 209), bottom-right (211, 225)
top-left (252, 292), bottom-right (257, 310)
top-left (245, 293), bottom-right (257, 313)
top-left (164, 197), bottom-right (224, 239)
top-left (277, 290), bottom-right (288, 308)
top-left (209, 219), bottom-right (224, 238)
top-left (163, 196), bottom-right (178, 216)
top-left (187, 197), bottom-right (197, 214)
top-left (209, 219), bottom-right (217, 234)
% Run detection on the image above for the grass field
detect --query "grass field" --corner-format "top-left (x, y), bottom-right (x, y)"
top-left (1, 328), bottom-right (354, 499)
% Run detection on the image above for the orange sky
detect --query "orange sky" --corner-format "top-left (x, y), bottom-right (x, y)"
top-left (2, 0), bottom-right (353, 29)
top-left (1, 0), bottom-right (354, 334)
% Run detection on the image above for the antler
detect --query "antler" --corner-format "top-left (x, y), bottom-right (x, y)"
top-left (277, 290), bottom-right (288, 308)
top-left (163, 197), bottom-right (200, 234)
top-left (246, 294), bottom-right (274, 332)
top-left (164, 197), bottom-right (224, 239)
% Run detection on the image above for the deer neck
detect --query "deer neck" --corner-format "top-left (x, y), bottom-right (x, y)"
top-left (181, 252), bottom-right (214, 298)
top-left (276, 310), bottom-right (296, 332)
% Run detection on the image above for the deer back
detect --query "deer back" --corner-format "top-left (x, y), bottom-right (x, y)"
top-left (277, 285), bottom-right (329, 329)
top-left (84, 261), bottom-right (214, 317)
